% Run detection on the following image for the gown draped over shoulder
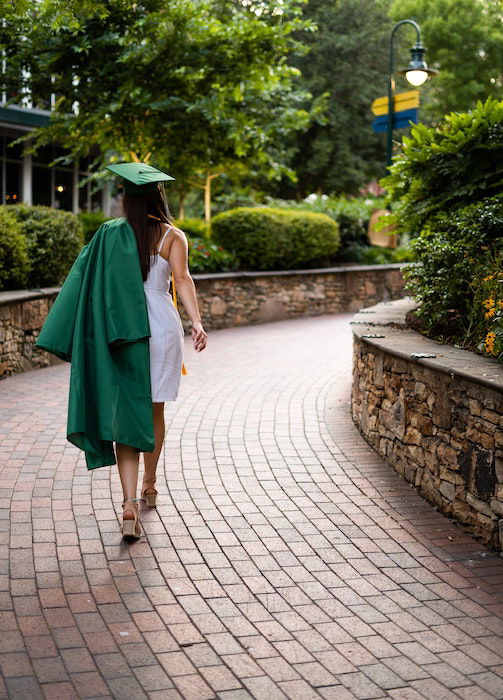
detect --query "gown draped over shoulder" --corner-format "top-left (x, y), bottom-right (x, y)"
top-left (143, 225), bottom-right (185, 402)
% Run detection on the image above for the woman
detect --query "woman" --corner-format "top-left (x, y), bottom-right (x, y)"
top-left (36, 162), bottom-right (205, 538)
top-left (109, 163), bottom-right (208, 538)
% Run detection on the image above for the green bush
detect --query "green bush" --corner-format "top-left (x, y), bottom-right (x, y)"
top-left (78, 211), bottom-right (111, 244)
top-left (0, 208), bottom-right (30, 291)
top-left (187, 236), bottom-right (239, 273)
top-left (10, 204), bottom-right (84, 288)
top-left (211, 206), bottom-right (340, 271)
top-left (175, 218), bottom-right (210, 239)
top-left (360, 245), bottom-right (414, 266)
top-left (382, 97), bottom-right (503, 237)
top-left (403, 195), bottom-right (503, 343)
top-left (266, 194), bottom-right (386, 262)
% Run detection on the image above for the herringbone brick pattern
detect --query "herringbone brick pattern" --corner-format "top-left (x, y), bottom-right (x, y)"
top-left (0, 313), bottom-right (502, 699)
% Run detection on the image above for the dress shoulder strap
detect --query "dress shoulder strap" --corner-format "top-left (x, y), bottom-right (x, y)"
top-left (157, 225), bottom-right (173, 253)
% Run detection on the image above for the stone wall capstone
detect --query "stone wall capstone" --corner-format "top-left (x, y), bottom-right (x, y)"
top-left (351, 298), bottom-right (503, 552)
top-left (0, 263), bottom-right (407, 379)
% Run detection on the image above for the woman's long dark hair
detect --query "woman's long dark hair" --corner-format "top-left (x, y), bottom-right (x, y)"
top-left (122, 184), bottom-right (175, 282)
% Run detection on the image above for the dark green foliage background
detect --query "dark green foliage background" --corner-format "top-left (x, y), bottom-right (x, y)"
top-left (382, 98), bottom-right (503, 237)
top-left (0, 209), bottom-right (30, 291)
top-left (403, 195), bottom-right (503, 341)
top-left (8, 205), bottom-right (84, 289)
top-left (383, 98), bottom-right (503, 352)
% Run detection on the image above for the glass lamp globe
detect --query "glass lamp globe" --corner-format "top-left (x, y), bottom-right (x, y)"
top-left (405, 69), bottom-right (429, 86)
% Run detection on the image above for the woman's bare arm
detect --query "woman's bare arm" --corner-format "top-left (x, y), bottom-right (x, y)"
top-left (166, 228), bottom-right (207, 352)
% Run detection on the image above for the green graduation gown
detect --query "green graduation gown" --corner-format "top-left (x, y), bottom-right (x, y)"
top-left (35, 217), bottom-right (155, 469)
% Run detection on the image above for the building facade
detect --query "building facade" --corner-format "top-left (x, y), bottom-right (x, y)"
top-left (0, 103), bottom-right (110, 214)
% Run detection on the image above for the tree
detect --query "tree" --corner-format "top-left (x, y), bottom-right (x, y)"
top-left (2, 0), bottom-right (317, 220)
top-left (263, 0), bottom-right (393, 199)
top-left (389, 0), bottom-right (503, 122)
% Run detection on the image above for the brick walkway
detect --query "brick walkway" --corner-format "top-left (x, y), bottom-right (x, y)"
top-left (1, 313), bottom-right (503, 700)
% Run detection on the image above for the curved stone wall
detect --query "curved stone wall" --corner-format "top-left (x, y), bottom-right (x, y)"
top-left (1, 263), bottom-right (407, 378)
top-left (351, 298), bottom-right (503, 552)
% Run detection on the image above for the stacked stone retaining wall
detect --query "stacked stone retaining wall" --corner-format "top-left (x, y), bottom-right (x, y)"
top-left (351, 298), bottom-right (503, 552)
top-left (1, 263), bottom-right (406, 378)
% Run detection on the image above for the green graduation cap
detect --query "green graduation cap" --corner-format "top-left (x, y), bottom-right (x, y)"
top-left (105, 162), bottom-right (175, 194)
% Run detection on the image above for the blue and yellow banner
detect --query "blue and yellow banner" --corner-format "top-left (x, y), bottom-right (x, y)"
top-left (371, 90), bottom-right (419, 116)
top-left (370, 90), bottom-right (420, 133)
top-left (372, 108), bottom-right (419, 133)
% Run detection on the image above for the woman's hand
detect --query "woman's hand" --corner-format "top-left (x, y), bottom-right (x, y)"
top-left (191, 321), bottom-right (207, 352)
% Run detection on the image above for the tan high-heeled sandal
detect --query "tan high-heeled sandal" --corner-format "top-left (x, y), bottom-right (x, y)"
top-left (141, 477), bottom-right (158, 507)
top-left (122, 498), bottom-right (141, 538)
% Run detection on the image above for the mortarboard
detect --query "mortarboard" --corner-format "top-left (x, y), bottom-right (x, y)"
top-left (105, 162), bottom-right (175, 194)
top-left (106, 161), bottom-right (188, 377)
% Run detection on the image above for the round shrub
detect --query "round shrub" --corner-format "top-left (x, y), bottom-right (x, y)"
top-left (10, 204), bottom-right (84, 288)
top-left (210, 207), bottom-right (340, 271)
top-left (0, 207), bottom-right (30, 291)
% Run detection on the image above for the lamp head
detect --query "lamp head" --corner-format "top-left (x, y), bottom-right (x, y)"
top-left (398, 43), bottom-right (438, 86)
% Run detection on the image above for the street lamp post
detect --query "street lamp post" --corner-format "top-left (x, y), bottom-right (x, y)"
top-left (387, 19), bottom-right (437, 168)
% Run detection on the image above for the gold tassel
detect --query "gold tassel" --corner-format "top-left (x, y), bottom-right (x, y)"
top-left (171, 272), bottom-right (187, 375)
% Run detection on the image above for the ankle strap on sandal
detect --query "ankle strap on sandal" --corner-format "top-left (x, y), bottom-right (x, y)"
top-left (122, 497), bottom-right (139, 507)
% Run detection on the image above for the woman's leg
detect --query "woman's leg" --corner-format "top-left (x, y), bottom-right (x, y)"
top-left (116, 443), bottom-right (140, 501)
top-left (116, 443), bottom-right (141, 537)
top-left (142, 402), bottom-right (165, 494)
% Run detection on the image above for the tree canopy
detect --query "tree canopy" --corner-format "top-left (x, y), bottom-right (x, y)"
top-left (1, 0), bottom-right (501, 207)
top-left (2, 0), bottom-right (318, 209)
top-left (389, 0), bottom-right (503, 122)
top-left (264, 0), bottom-right (393, 198)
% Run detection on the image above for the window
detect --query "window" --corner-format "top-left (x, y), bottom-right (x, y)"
top-left (54, 168), bottom-right (73, 210)
top-left (32, 143), bottom-right (74, 211)
top-left (32, 165), bottom-right (51, 206)
top-left (0, 135), bottom-right (23, 205)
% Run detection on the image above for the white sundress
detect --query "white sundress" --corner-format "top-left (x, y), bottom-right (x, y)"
top-left (143, 225), bottom-right (185, 402)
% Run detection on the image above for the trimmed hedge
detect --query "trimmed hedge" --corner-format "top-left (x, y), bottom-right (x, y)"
top-left (6, 204), bottom-right (84, 288)
top-left (0, 208), bottom-right (30, 291)
top-left (210, 207), bottom-right (340, 271)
